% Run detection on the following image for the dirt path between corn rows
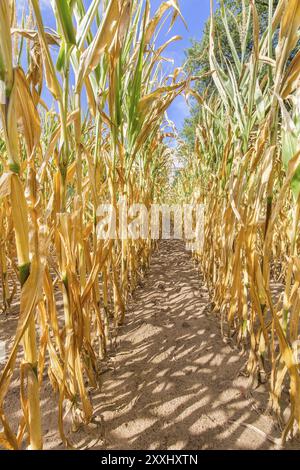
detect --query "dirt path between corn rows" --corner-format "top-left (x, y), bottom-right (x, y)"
top-left (43, 239), bottom-right (300, 450)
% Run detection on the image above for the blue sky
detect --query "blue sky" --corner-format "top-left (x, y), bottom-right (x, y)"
top-left (150, 0), bottom-right (211, 130)
top-left (17, 0), bottom-right (211, 130)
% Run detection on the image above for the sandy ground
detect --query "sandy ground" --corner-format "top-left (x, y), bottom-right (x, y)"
top-left (1, 240), bottom-right (300, 450)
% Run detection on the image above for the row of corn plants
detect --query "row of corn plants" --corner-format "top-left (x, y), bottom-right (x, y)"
top-left (0, 0), bottom-right (187, 449)
top-left (175, 0), bottom-right (300, 443)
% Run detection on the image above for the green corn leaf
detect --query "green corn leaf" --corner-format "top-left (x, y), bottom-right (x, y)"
top-left (53, 0), bottom-right (76, 46)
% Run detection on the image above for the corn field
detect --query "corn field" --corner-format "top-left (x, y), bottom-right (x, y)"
top-left (0, 0), bottom-right (300, 451)
top-left (177, 0), bottom-right (300, 445)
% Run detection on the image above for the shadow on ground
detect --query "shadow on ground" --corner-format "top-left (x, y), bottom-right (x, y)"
top-left (46, 240), bottom-right (299, 450)
top-left (2, 240), bottom-right (300, 450)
